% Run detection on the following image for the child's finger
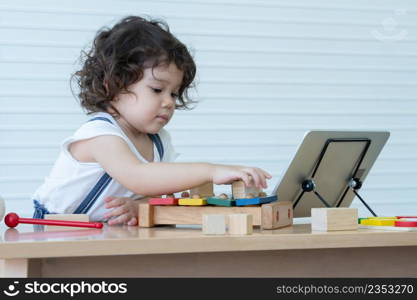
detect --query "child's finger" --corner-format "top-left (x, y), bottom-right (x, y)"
top-left (262, 169), bottom-right (273, 179)
top-left (104, 197), bottom-right (126, 208)
top-left (108, 213), bottom-right (130, 225)
top-left (127, 217), bottom-right (138, 226)
top-left (104, 196), bottom-right (115, 202)
top-left (104, 205), bottom-right (129, 219)
top-left (238, 172), bottom-right (251, 187)
top-left (245, 168), bottom-right (262, 189)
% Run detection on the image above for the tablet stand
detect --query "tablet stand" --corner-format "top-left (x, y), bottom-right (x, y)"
top-left (294, 138), bottom-right (378, 217)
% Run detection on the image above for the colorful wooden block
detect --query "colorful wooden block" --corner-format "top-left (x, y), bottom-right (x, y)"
top-left (202, 214), bottom-right (226, 235)
top-left (360, 219), bottom-right (396, 226)
top-left (232, 180), bottom-right (261, 199)
top-left (149, 197), bottom-right (178, 206)
top-left (235, 195), bottom-right (277, 206)
top-left (45, 214), bottom-right (89, 231)
top-left (395, 219), bottom-right (417, 227)
top-left (178, 198), bottom-right (207, 206)
top-left (228, 214), bottom-right (253, 235)
top-left (207, 197), bottom-right (235, 207)
top-left (261, 201), bottom-right (293, 230)
top-left (189, 182), bottom-right (214, 198)
top-left (311, 208), bottom-right (358, 231)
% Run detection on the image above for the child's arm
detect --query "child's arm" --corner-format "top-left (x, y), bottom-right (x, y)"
top-left (81, 135), bottom-right (271, 195)
top-left (71, 135), bottom-right (272, 225)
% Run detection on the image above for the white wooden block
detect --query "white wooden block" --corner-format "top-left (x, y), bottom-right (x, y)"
top-left (202, 214), bottom-right (226, 235)
top-left (311, 208), bottom-right (358, 231)
top-left (228, 214), bottom-right (253, 235)
top-left (45, 214), bottom-right (89, 231)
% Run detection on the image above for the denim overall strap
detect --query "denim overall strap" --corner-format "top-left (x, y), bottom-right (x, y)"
top-left (148, 133), bottom-right (164, 160)
top-left (72, 117), bottom-right (164, 214)
top-left (73, 117), bottom-right (114, 214)
top-left (32, 199), bottom-right (50, 219)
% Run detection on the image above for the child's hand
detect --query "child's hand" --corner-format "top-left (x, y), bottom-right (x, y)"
top-left (103, 196), bottom-right (138, 226)
top-left (210, 164), bottom-right (272, 189)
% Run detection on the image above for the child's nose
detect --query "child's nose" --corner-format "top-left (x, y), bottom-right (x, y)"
top-left (162, 95), bottom-right (175, 108)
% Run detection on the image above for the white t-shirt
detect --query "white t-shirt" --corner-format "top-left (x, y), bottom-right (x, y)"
top-left (31, 112), bottom-right (179, 221)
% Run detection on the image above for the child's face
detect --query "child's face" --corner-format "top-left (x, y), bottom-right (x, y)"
top-left (112, 62), bottom-right (183, 134)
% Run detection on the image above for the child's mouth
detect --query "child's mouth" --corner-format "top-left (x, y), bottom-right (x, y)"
top-left (156, 115), bottom-right (169, 122)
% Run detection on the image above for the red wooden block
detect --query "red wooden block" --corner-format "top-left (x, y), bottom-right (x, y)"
top-left (395, 220), bottom-right (417, 227)
top-left (149, 197), bottom-right (179, 206)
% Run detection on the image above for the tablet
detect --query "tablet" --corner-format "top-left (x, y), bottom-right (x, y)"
top-left (272, 130), bottom-right (390, 218)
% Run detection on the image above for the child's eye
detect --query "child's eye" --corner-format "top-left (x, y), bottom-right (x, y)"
top-left (151, 87), bottom-right (162, 93)
top-left (171, 93), bottom-right (179, 99)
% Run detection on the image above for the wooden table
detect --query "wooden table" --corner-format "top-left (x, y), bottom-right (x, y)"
top-left (1, 222), bottom-right (417, 277)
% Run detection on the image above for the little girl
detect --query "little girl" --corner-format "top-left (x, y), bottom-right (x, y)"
top-left (32, 16), bottom-right (272, 226)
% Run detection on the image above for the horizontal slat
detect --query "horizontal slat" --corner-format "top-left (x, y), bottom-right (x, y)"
top-left (1, 0), bottom-right (416, 14)
top-left (1, 25), bottom-right (417, 43)
top-left (3, 59), bottom-right (417, 73)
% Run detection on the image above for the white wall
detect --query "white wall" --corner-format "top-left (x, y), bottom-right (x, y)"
top-left (1, 0), bottom-right (417, 217)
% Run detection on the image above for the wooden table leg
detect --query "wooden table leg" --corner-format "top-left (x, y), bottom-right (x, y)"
top-left (0, 258), bottom-right (41, 278)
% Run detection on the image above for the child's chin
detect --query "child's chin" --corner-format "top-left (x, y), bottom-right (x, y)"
top-left (147, 125), bottom-right (164, 134)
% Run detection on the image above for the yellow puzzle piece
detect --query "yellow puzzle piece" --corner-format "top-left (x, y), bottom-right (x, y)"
top-left (360, 219), bottom-right (396, 226)
top-left (368, 217), bottom-right (397, 220)
top-left (178, 198), bottom-right (207, 206)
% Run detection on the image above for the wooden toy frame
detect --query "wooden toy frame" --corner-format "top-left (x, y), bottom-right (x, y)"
top-left (138, 201), bottom-right (293, 230)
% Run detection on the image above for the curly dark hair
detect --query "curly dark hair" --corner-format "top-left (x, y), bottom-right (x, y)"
top-left (71, 15), bottom-right (197, 115)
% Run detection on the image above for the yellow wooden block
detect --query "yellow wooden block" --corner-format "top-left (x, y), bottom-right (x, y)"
top-left (368, 217), bottom-right (397, 220)
top-left (361, 219), bottom-right (396, 226)
top-left (178, 198), bottom-right (207, 206)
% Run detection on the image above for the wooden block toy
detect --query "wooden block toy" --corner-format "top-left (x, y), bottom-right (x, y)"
top-left (138, 201), bottom-right (293, 230)
top-left (395, 219), bottom-right (417, 227)
top-left (232, 180), bottom-right (261, 199)
top-left (149, 197), bottom-right (179, 206)
top-left (228, 214), bottom-right (253, 235)
top-left (189, 182), bottom-right (214, 198)
top-left (311, 208), bottom-right (358, 231)
top-left (178, 198), bottom-right (207, 206)
top-left (45, 214), bottom-right (89, 231)
top-left (202, 214), bottom-right (226, 235)
top-left (138, 203), bottom-right (154, 227)
top-left (261, 201), bottom-right (293, 230)
top-left (207, 197), bottom-right (235, 207)
top-left (138, 203), bottom-right (260, 227)
top-left (235, 195), bottom-right (277, 206)
top-left (360, 219), bottom-right (396, 226)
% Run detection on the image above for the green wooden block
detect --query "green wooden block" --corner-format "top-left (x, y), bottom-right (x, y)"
top-left (207, 197), bottom-right (236, 207)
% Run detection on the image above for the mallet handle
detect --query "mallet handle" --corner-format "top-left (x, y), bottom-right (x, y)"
top-left (18, 217), bottom-right (103, 228)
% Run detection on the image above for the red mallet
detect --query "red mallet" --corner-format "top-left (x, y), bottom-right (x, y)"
top-left (4, 213), bottom-right (103, 229)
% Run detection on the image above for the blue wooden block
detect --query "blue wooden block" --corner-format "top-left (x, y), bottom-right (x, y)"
top-left (235, 195), bottom-right (277, 206)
